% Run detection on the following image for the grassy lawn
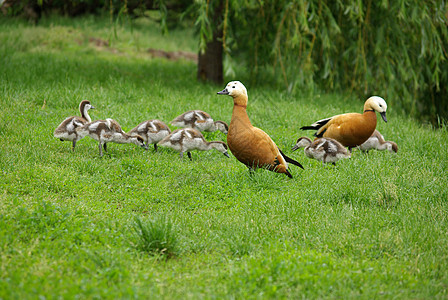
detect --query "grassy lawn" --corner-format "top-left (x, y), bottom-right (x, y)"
top-left (1, 15), bottom-right (447, 299)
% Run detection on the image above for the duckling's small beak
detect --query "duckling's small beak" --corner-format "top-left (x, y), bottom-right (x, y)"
top-left (291, 144), bottom-right (299, 151)
top-left (223, 151), bottom-right (230, 158)
top-left (380, 112), bottom-right (387, 122)
top-left (217, 88), bottom-right (229, 95)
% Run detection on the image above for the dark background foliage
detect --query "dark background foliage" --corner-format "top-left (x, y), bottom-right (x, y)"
top-left (2, 0), bottom-right (447, 124)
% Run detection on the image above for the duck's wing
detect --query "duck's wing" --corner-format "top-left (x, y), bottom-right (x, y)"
top-left (171, 110), bottom-right (194, 124)
top-left (72, 117), bottom-right (87, 128)
top-left (129, 121), bottom-right (147, 134)
top-left (315, 139), bottom-right (338, 154)
top-left (54, 116), bottom-right (75, 136)
top-left (104, 119), bottom-right (124, 132)
top-left (195, 110), bottom-right (211, 119)
top-left (316, 113), bottom-right (368, 138)
top-left (186, 128), bottom-right (205, 139)
top-left (193, 111), bottom-right (211, 125)
top-left (152, 120), bottom-right (170, 131)
top-left (251, 127), bottom-right (291, 168)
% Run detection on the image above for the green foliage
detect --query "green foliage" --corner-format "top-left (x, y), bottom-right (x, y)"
top-left (1, 16), bottom-right (448, 298)
top-left (4, 1), bottom-right (446, 122)
top-left (132, 216), bottom-right (179, 258)
top-left (196, 0), bottom-right (448, 123)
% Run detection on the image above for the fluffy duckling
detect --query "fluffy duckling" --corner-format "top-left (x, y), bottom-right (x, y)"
top-left (217, 81), bottom-right (303, 178)
top-left (358, 130), bottom-right (398, 154)
top-left (158, 128), bottom-right (230, 160)
top-left (54, 100), bottom-right (95, 151)
top-left (300, 96), bottom-right (388, 151)
top-left (292, 136), bottom-right (351, 165)
top-left (128, 119), bottom-right (171, 151)
top-left (170, 110), bottom-right (228, 134)
top-left (76, 118), bottom-right (148, 156)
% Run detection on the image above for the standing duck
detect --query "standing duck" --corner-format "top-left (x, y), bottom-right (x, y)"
top-left (217, 81), bottom-right (303, 178)
top-left (128, 119), bottom-right (171, 151)
top-left (75, 118), bottom-right (148, 156)
top-left (300, 96), bottom-right (388, 152)
top-left (292, 136), bottom-right (351, 165)
top-left (54, 100), bottom-right (95, 151)
top-left (359, 130), bottom-right (398, 153)
top-left (170, 110), bottom-right (228, 134)
top-left (158, 128), bottom-right (229, 160)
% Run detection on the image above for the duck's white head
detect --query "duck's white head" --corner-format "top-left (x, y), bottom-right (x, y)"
top-left (217, 81), bottom-right (247, 98)
top-left (365, 96), bottom-right (388, 122)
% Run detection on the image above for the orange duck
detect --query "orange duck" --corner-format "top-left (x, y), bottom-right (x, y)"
top-left (217, 81), bottom-right (303, 178)
top-left (300, 96), bottom-right (388, 151)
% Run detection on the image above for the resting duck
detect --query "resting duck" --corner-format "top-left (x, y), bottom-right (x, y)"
top-left (300, 96), bottom-right (388, 152)
top-left (292, 136), bottom-right (351, 165)
top-left (358, 130), bottom-right (398, 154)
top-left (75, 118), bottom-right (148, 156)
top-left (158, 128), bottom-right (230, 160)
top-left (128, 119), bottom-right (171, 151)
top-left (170, 110), bottom-right (228, 134)
top-left (217, 81), bottom-right (303, 178)
top-left (54, 100), bottom-right (95, 151)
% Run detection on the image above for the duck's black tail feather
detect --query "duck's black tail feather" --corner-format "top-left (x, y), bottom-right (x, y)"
top-left (314, 128), bottom-right (326, 138)
top-left (279, 149), bottom-right (304, 170)
top-left (300, 117), bottom-right (332, 131)
top-left (300, 126), bottom-right (317, 130)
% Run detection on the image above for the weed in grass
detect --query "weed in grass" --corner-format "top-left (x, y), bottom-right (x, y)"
top-left (377, 181), bottom-right (400, 209)
top-left (132, 215), bottom-right (178, 259)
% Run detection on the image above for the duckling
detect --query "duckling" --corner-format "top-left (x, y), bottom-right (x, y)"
top-left (54, 100), bottom-right (95, 151)
top-left (75, 118), bottom-right (148, 156)
top-left (300, 96), bottom-right (388, 152)
top-left (128, 119), bottom-right (171, 151)
top-left (170, 110), bottom-right (228, 134)
top-left (158, 128), bottom-right (230, 160)
top-left (292, 136), bottom-right (351, 165)
top-left (217, 81), bottom-right (303, 178)
top-left (358, 130), bottom-right (398, 154)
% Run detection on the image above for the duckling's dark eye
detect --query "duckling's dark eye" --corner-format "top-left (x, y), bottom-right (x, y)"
top-left (232, 86), bottom-right (235, 88)
top-left (379, 105), bottom-right (382, 107)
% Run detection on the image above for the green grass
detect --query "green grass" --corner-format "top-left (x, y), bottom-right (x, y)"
top-left (1, 15), bottom-right (448, 299)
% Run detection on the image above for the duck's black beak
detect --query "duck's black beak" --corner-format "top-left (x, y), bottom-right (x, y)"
top-left (291, 144), bottom-right (299, 151)
top-left (380, 112), bottom-right (387, 123)
top-left (142, 143), bottom-right (149, 150)
top-left (223, 151), bottom-right (230, 158)
top-left (217, 88), bottom-right (229, 95)
top-left (91, 106), bottom-right (95, 109)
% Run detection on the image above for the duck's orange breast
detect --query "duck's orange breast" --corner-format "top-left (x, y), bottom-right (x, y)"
top-left (227, 106), bottom-right (287, 172)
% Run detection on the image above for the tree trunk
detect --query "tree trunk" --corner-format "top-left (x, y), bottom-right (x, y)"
top-left (197, 0), bottom-right (224, 84)
top-left (197, 31), bottom-right (223, 84)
